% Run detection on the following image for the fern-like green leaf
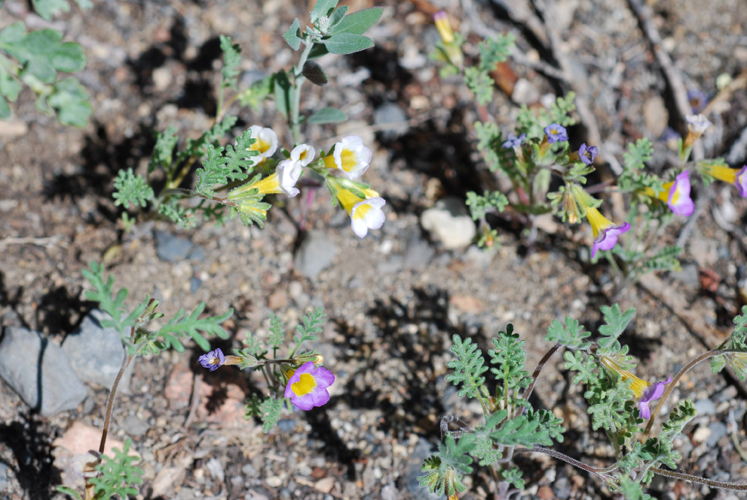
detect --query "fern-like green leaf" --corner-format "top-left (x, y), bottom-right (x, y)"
top-left (148, 125), bottom-right (178, 175)
top-left (464, 67), bottom-right (493, 106)
top-left (81, 261), bottom-right (129, 335)
top-left (113, 168), bottom-right (154, 209)
top-left (597, 304), bottom-right (636, 351)
top-left (446, 334), bottom-right (488, 399)
top-left (260, 397), bottom-right (284, 433)
top-left (220, 35), bottom-right (241, 90)
top-left (89, 438), bottom-right (143, 500)
top-left (155, 303), bottom-right (233, 353)
top-left (488, 324), bottom-right (532, 392)
top-left (545, 316), bottom-right (590, 350)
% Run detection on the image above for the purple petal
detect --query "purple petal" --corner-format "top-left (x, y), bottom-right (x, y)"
top-left (638, 377), bottom-right (672, 420)
top-left (544, 123), bottom-right (568, 144)
top-left (736, 166), bottom-right (747, 198)
top-left (639, 401), bottom-right (652, 419)
top-left (591, 222), bottom-right (631, 257)
top-left (668, 170), bottom-right (694, 216)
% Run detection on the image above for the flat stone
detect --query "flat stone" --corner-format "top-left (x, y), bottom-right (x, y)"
top-left (643, 95), bottom-right (668, 138)
top-left (122, 414), bottom-right (149, 437)
top-left (420, 197), bottom-right (476, 249)
top-left (403, 230), bottom-right (434, 270)
top-left (154, 230), bottom-right (204, 263)
top-left (373, 102), bottom-right (408, 138)
top-left (706, 422), bottom-right (727, 446)
top-left (0, 327), bottom-right (87, 416)
top-left (294, 230), bottom-right (338, 278)
top-left (694, 398), bottom-right (717, 416)
top-left (0, 119), bottom-right (29, 137)
top-left (671, 262), bottom-right (699, 287)
top-left (61, 309), bottom-right (131, 391)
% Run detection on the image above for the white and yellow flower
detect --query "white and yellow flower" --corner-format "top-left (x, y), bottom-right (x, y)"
top-left (291, 144), bottom-right (316, 167)
top-left (238, 160), bottom-right (302, 198)
top-left (323, 136), bottom-right (372, 180)
top-left (247, 125), bottom-right (278, 165)
top-left (335, 186), bottom-right (386, 238)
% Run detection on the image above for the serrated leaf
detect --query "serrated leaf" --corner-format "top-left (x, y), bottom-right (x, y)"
top-left (302, 60), bottom-right (329, 86)
top-left (89, 439), bottom-right (143, 499)
top-left (82, 261), bottom-right (129, 335)
top-left (308, 106), bottom-right (346, 124)
top-left (331, 7), bottom-right (383, 35)
top-left (545, 316), bottom-right (590, 349)
top-left (156, 302), bottom-right (233, 352)
top-left (219, 35), bottom-right (241, 90)
top-left (446, 334), bottom-right (488, 399)
top-left (282, 19), bottom-right (302, 51)
top-left (113, 168), bottom-right (154, 209)
top-left (598, 304), bottom-right (636, 340)
top-left (148, 125), bottom-right (178, 174)
top-left (260, 397), bottom-right (284, 433)
top-left (323, 33), bottom-right (374, 55)
top-left (48, 77), bottom-right (91, 127)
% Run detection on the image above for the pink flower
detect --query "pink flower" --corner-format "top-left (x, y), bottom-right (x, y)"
top-left (585, 206), bottom-right (631, 258)
top-left (666, 170), bottom-right (695, 216)
top-left (284, 362), bottom-right (335, 411)
top-left (638, 377), bottom-right (672, 419)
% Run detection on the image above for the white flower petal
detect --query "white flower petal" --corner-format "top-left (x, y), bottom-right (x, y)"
top-left (277, 159), bottom-right (302, 197)
top-left (291, 144), bottom-right (316, 166)
top-left (247, 125), bottom-right (278, 164)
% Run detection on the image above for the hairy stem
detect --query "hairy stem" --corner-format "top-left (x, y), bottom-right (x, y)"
top-left (651, 467), bottom-right (747, 490)
top-left (98, 330), bottom-right (135, 454)
top-left (518, 343), bottom-right (561, 417)
top-left (642, 348), bottom-right (745, 439)
top-left (514, 446), bottom-right (614, 482)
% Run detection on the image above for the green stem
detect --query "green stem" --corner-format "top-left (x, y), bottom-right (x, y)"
top-left (289, 38), bottom-right (315, 144)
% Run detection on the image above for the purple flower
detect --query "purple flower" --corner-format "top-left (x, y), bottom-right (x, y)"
top-left (578, 143), bottom-right (598, 165)
top-left (666, 170), bottom-right (694, 216)
top-left (284, 362), bottom-right (335, 411)
top-left (687, 89), bottom-right (708, 114)
top-left (544, 123), bottom-right (568, 144)
top-left (198, 348), bottom-right (225, 372)
top-left (502, 133), bottom-right (526, 149)
top-left (585, 206), bottom-right (631, 257)
top-left (737, 165), bottom-right (747, 198)
top-left (638, 377), bottom-right (672, 419)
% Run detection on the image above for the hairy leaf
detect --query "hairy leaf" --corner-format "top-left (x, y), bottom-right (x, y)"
top-left (323, 33), bottom-right (374, 55)
top-left (113, 168), bottom-right (154, 209)
top-left (260, 397), bottom-right (284, 433)
top-left (89, 439), bottom-right (143, 499)
top-left (282, 19), bottom-right (302, 51)
top-left (155, 303), bottom-right (232, 353)
top-left (331, 7), bottom-right (383, 35)
top-left (545, 316), bottom-right (590, 350)
top-left (220, 35), bottom-right (241, 90)
top-left (446, 334), bottom-right (488, 399)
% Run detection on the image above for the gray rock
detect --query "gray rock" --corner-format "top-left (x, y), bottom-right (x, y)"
top-left (122, 414), bottom-right (149, 437)
top-left (0, 462), bottom-right (8, 493)
top-left (242, 463), bottom-right (259, 477)
top-left (671, 262), bottom-right (699, 287)
top-left (405, 438), bottom-right (441, 499)
top-left (373, 102), bottom-right (408, 138)
top-left (0, 327), bottom-right (87, 416)
top-left (403, 230), bottom-right (434, 270)
top-left (376, 255), bottom-right (403, 274)
top-left (381, 483), bottom-right (398, 500)
top-left (277, 419), bottom-right (296, 432)
top-left (190, 277), bottom-right (202, 293)
top-left (420, 197), bottom-right (476, 249)
top-left (694, 398), bottom-right (717, 416)
top-left (706, 422), bottom-right (727, 446)
top-left (511, 78), bottom-right (540, 105)
top-left (154, 230), bottom-right (204, 263)
top-left (245, 487), bottom-right (272, 500)
top-left (553, 476), bottom-right (571, 499)
top-left (294, 230), bottom-right (338, 278)
top-left (61, 310), bottom-right (132, 391)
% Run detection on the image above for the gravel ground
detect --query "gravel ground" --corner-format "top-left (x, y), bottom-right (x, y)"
top-left (1, 0), bottom-right (747, 499)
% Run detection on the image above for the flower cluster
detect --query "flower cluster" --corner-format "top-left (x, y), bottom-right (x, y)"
top-left (226, 127), bottom-right (385, 238)
top-left (198, 348), bottom-right (335, 412)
